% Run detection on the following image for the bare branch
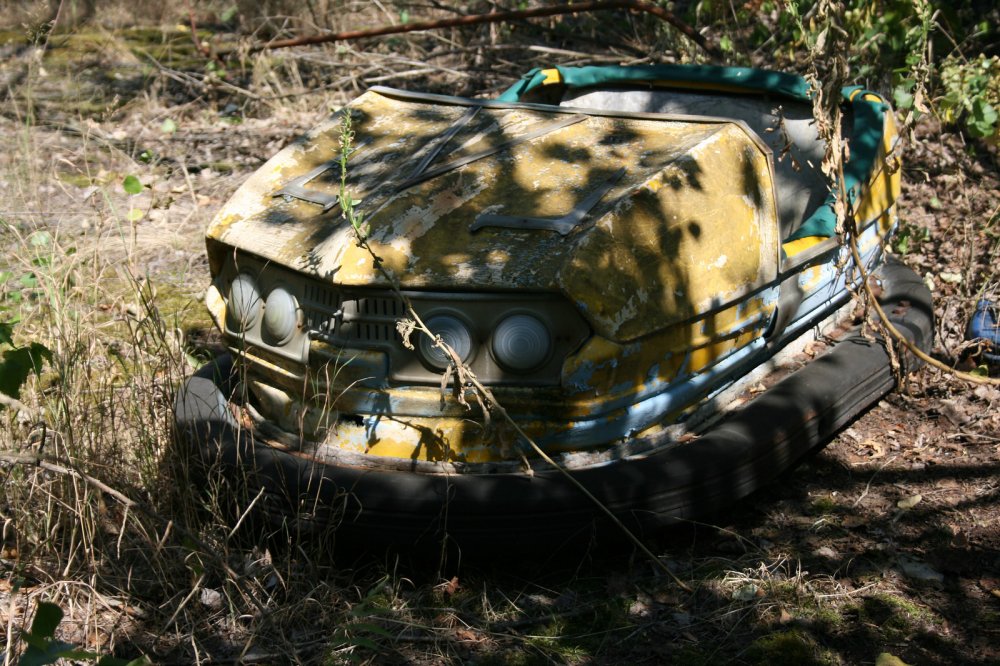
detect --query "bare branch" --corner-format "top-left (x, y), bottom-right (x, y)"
top-left (246, 1), bottom-right (721, 61)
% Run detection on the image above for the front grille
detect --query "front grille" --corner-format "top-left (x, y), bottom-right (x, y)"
top-left (340, 295), bottom-right (404, 344)
top-left (294, 277), bottom-right (590, 386)
top-left (301, 284), bottom-right (403, 348)
top-left (303, 282), bottom-right (341, 335)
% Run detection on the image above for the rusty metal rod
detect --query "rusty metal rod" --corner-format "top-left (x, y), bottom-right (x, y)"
top-left (247, 0), bottom-right (721, 60)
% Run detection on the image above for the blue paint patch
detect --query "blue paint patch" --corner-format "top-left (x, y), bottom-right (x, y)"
top-left (646, 363), bottom-right (660, 383)
top-left (536, 339), bottom-right (766, 449)
top-left (620, 342), bottom-right (642, 358)
top-left (564, 360), bottom-right (598, 393)
top-left (610, 380), bottom-right (635, 395)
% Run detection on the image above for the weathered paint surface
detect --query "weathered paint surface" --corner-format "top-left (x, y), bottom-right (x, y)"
top-left (208, 86), bottom-right (900, 464)
top-left (207, 89), bottom-right (778, 342)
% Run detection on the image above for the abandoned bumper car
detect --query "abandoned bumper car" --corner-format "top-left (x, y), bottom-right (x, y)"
top-left (176, 65), bottom-right (933, 548)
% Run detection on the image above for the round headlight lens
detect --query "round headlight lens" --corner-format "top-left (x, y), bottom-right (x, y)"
top-left (492, 314), bottom-right (551, 372)
top-left (227, 273), bottom-right (261, 331)
top-left (419, 315), bottom-right (473, 370)
top-left (262, 286), bottom-right (299, 345)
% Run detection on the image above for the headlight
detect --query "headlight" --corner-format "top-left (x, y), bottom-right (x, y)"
top-left (262, 286), bottom-right (299, 345)
top-left (492, 314), bottom-right (551, 372)
top-left (227, 272), bottom-right (261, 331)
top-left (418, 315), bottom-right (474, 371)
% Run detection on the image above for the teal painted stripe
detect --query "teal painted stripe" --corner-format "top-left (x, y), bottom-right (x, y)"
top-left (497, 64), bottom-right (813, 103)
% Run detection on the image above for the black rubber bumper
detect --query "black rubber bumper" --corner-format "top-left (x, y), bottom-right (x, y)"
top-left (175, 258), bottom-right (933, 549)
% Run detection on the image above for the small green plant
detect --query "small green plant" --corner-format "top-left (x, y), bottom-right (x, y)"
top-left (938, 54), bottom-right (999, 140)
top-left (893, 221), bottom-right (931, 255)
top-left (122, 174), bottom-right (145, 223)
top-left (18, 601), bottom-right (149, 666)
top-left (328, 580), bottom-right (395, 662)
top-left (0, 318), bottom-right (50, 411)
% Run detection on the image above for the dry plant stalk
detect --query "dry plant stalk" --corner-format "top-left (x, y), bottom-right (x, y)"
top-left (795, 0), bottom-right (999, 386)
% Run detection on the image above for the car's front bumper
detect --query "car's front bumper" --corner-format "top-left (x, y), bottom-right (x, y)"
top-left (175, 258), bottom-right (932, 550)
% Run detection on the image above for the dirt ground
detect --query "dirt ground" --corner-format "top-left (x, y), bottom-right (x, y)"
top-left (0, 10), bottom-right (998, 665)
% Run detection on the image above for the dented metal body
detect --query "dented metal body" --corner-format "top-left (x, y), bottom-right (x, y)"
top-left (200, 71), bottom-right (901, 467)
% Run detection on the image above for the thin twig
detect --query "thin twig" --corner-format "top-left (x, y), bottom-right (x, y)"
top-left (185, 0), bottom-right (212, 60)
top-left (246, 0), bottom-right (721, 60)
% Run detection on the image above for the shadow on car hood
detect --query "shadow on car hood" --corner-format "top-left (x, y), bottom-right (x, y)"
top-left (207, 88), bottom-right (780, 341)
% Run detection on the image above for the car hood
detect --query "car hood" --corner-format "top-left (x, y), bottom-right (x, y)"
top-left (207, 87), bottom-right (779, 341)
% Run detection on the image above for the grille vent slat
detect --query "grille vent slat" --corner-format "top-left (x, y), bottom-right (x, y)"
top-left (302, 283), bottom-right (400, 346)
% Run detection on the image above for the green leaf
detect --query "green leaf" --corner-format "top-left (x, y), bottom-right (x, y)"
top-left (399, 9), bottom-right (409, 23)
top-left (97, 656), bottom-right (152, 666)
top-left (160, 118), bottom-right (177, 134)
top-left (29, 601), bottom-right (63, 640)
top-left (0, 321), bottom-right (13, 346)
top-left (968, 99), bottom-right (998, 138)
top-left (20, 641), bottom-right (98, 666)
top-left (345, 636), bottom-right (381, 651)
top-left (123, 175), bottom-right (143, 195)
top-left (0, 342), bottom-right (52, 403)
top-left (893, 86), bottom-right (913, 111)
top-left (127, 208), bottom-right (144, 223)
top-left (220, 5), bottom-right (238, 23)
top-left (352, 622), bottom-right (392, 638)
top-left (28, 230), bottom-right (51, 247)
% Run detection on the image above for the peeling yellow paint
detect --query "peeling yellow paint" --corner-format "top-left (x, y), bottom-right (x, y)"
top-left (206, 89), bottom-right (779, 342)
top-left (203, 87), bottom-right (875, 464)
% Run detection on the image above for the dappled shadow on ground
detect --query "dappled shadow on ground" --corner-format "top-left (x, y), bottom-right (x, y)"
top-left (90, 391), bottom-right (997, 665)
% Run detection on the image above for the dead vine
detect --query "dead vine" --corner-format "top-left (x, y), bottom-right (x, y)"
top-left (796, 0), bottom-right (999, 386)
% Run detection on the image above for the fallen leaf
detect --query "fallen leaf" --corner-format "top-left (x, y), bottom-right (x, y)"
top-left (455, 628), bottom-right (479, 643)
top-left (898, 556), bottom-right (944, 583)
top-left (199, 587), bottom-right (223, 610)
top-left (939, 271), bottom-right (963, 284)
top-left (861, 438), bottom-right (886, 458)
top-left (897, 494), bottom-right (922, 510)
top-left (876, 653), bottom-right (912, 666)
top-left (978, 577), bottom-right (1000, 593)
top-left (732, 583), bottom-right (759, 601)
top-left (939, 399), bottom-right (972, 427)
